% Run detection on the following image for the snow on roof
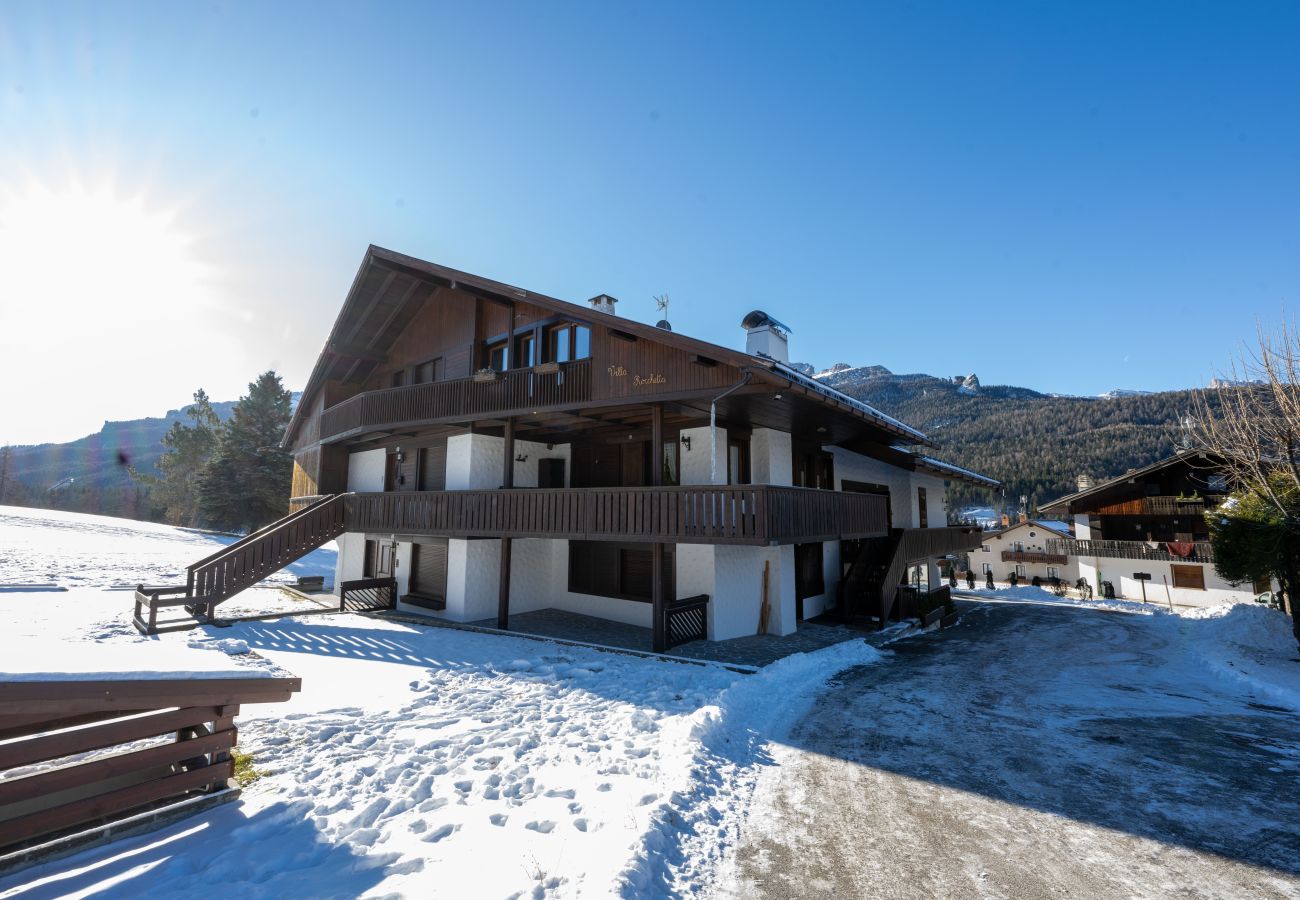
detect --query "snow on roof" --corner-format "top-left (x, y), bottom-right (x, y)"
top-left (1039, 520), bottom-right (1072, 535)
top-left (915, 456), bottom-right (1002, 488)
top-left (762, 358), bottom-right (932, 444)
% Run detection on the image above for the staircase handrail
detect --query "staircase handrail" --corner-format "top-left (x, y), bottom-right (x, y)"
top-left (186, 494), bottom-right (341, 575)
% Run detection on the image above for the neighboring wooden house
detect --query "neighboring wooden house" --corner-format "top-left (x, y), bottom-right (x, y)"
top-left (967, 519), bottom-right (1078, 586)
top-left (144, 246), bottom-right (999, 650)
top-left (1039, 451), bottom-right (1269, 607)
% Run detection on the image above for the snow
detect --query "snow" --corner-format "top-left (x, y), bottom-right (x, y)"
top-left (2, 506), bottom-right (1297, 896)
top-left (0, 507), bottom-right (880, 898)
top-left (1, 638), bottom-right (284, 681)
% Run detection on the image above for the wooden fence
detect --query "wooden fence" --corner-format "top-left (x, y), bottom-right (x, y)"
top-left (339, 577), bottom-right (397, 613)
top-left (0, 674), bottom-right (300, 856)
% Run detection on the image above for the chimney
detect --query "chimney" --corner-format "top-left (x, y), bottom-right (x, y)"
top-left (1076, 474), bottom-right (1094, 491)
top-left (740, 310), bottom-right (792, 364)
top-left (588, 294), bottom-right (618, 315)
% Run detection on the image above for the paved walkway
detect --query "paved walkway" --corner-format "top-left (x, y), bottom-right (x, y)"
top-left (726, 600), bottom-right (1300, 899)
top-left (465, 608), bottom-right (872, 668)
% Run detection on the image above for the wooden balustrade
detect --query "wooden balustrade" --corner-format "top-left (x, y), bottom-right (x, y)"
top-left (344, 484), bottom-right (890, 546)
top-left (1047, 537), bottom-right (1214, 563)
top-left (1000, 550), bottom-right (1068, 564)
top-left (319, 359), bottom-right (592, 442)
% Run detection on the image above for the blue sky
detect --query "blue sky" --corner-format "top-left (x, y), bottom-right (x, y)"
top-left (1, 1), bottom-right (1298, 443)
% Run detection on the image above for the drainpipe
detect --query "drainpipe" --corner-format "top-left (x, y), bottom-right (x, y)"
top-left (710, 370), bottom-right (753, 484)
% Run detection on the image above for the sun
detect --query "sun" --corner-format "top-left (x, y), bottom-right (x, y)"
top-left (0, 180), bottom-right (228, 442)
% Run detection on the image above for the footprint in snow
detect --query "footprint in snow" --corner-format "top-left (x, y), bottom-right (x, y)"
top-left (422, 823), bottom-right (459, 843)
top-left (544, 788), bottom-right (575, 799)
top-left (489, 813), bottom-right (508, 827)
top-left (638, 793), bottom-right (660, 806)
top-left (573, 818), bottom-right (601, 833)
top-left (525, 820), bottom-right (556, 834)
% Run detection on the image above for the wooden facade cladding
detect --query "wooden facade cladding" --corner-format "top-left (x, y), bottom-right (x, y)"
top-left (589, 326), bottom-right (743, 402)
top-left (343, 485), bottom-right (890, 546)
top-left (317, 359), bottom-right (593, 444)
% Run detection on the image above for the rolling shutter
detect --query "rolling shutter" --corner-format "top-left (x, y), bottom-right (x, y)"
top-left (419, 440), bottom-right (447, 492)
top-left (407, 540), bottom-right (448, 609)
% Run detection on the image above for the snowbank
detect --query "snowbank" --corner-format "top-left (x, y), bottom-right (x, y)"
top-left (618, 639), bottom-right (885, 896)
top-left (1179, 603), bottom-right (1300, 713)
top-left (957, 583), bottom-right (1157, 614)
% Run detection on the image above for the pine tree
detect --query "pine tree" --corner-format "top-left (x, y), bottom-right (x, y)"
top-left (0, 444), bottom-right (9, 507)
top-left (134, 389), bottom-right (222, 526)
top-left (197, 372), bottom-right (293, 532)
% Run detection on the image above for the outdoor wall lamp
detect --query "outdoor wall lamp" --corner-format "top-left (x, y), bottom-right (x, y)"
top-left (515, 453), bottom-right (528, 463)
top-left (395, 448), bottom-right (405, 462)
top-left (680, 435), bottom-right (692, 451)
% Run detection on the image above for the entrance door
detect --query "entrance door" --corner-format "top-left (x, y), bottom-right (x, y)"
top-left (364, 539), bottom-right (395, 579)
top-left (384, 454), bottom-right (399, 492)
top-left (538, 458), bottom-right (566, 488)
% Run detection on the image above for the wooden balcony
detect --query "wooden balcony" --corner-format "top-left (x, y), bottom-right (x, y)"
top-left (319, 359), bottom-right (592, 443)
top-left (343, 484), bottom-right (891, 546)
top-left (1047, 537), bottom-right (1214, 563)
top-left (895, 525), bottom-right (987, 560)
top-left (1001, 550), bottom-right (1068, 564)
top-left (1097, 495), bottom-right (1213, 517)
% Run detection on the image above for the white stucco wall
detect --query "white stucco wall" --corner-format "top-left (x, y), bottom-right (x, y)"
top-left (1082, 557), bottom-right (1258, 609)
top-left (826, 448), bottom-right (917, 528)
top-left (972, 521), bottom-right (1081, 584)
top-left (750, 428), bottom-right (793, 486)
top-left (347, 448), bottom-right (387, 493)
top-left (679, 425), bottom-right (727, 485)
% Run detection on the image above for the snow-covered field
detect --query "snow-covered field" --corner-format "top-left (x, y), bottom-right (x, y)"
top-left (0, 507), bottom-right (882, 898)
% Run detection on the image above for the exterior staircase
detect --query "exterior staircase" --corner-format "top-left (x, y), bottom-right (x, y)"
top-left (133, 495), bottom-right (347, 635)
top-left (839, 531), bottom-right (904, 627)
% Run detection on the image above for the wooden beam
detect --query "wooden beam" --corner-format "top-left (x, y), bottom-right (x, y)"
top-left (652, 542), bottom-right (666, 653)
top-left (651, 404), bottom-right (663, 487)
top-left (502, 417), bottom-right (515, 489)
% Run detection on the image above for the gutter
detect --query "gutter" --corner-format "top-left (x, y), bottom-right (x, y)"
top-left (710, 370), bottom-right (754, 484)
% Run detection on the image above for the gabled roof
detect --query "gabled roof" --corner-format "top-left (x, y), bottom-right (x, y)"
top-left (285, 246), bottom-right (939, 449)
top-left (1037, 450), bottom-right (1221, 515)
top-left (981, 519), bottom-right (1072, 540)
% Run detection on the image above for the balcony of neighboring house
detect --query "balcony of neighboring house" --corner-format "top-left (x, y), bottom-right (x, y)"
top-left (1047, 537), bottom-right (1214, 564)
top-left (1000, 550), bottom-right (1068, 565)
top-left (1097, 495), bottom-right (1217, 517)
top-left (318, 359), bottom-right (593, 444)
top-left (341, 484), bottom-right (892, 546)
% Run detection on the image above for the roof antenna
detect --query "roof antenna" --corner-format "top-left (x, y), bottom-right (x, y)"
top-left (1174, 414), bottom-right (1194, 452)
top-left (654, 294), bottom-right (672, 331)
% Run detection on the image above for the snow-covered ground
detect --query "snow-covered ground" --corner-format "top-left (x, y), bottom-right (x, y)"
top-left (2, 507), bottom-right (1297, 897)
top-left (0, 507), bottom-right (882, 898)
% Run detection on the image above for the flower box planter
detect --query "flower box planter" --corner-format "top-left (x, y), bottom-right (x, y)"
top-left (533, 361), bottom-right (561, 375)
top-left (472, 369), bottom-right (499, 383)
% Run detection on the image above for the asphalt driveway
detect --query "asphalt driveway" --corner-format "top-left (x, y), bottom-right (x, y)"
top-left (726, 600), bottom-right (1300, 899)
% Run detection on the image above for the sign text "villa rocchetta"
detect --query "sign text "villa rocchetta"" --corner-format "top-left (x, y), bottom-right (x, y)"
top-left (607, 365), bottom-right (667, 387)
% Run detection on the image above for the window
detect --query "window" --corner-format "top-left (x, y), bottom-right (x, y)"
top-left (661, 441), bottom-right (679, 486)
top-left (414, 358), bottom-right (442, 384)
top-left (569, 541), bottom-right (673, 601)
top-left (728, 438), bottom-right (750, 485)
top-left (982, 562), bottom-right (992, 574)
top-left (515, 332), bottom-right (536, 368)
top-left (544, 322), bottom-right (592, 363)
top-left (1047, 566), bottom-right (1059, 579)
top-left (917, 487), bottom-right (928, 528)
top-left (486, 340), bottom-right (508, 372)
top-left (982, 544), bottom-right (990, 552)
top-left (1171, 565), bottom-right (1206, 590)
top-left (390, 370), bottom-right (407, 388)
top-left (1015, 564), bottom-right (1026, 577)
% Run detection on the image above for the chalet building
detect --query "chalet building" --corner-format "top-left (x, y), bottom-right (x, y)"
top-left (140, 246), bottom-right (998, 648)
top-left (968, 519), bottom-right (1078, 586)
top-left (1039, 451), bottom-right (1269, 607)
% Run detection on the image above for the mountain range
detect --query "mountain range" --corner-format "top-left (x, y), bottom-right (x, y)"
top-left (795, 362), bottom-right (1199, 512)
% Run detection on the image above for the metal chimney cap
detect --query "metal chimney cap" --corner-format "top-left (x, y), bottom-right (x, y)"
top-left (740, 310), bottom-right (792, 336)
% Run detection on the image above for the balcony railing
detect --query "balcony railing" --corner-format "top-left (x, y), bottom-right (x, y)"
top-left (343, 484), bottom-right (891, 546)
top-left (1097, 496), bottom-right (1214, 517)
top-left (1047, 537), bottom-right (1214, 564)
top-left (1001, 550), bottom-right (1068, 564)
top-left (319, 359), bottom-right (592, 442)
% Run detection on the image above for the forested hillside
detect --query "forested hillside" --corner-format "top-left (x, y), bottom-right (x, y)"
top-left (837, 372), bottom-right (1197, 511)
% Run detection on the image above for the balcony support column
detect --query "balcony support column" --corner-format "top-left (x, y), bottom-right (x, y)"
top-left (652, 541), bottom-right (666, 653)
top-left (498, 416), bottom-right (515, 630)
